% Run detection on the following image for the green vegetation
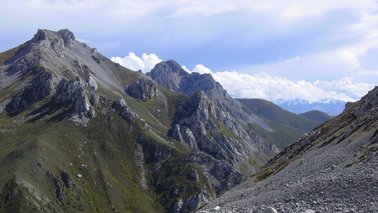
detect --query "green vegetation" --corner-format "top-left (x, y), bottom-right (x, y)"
top-left (299, 110), bottom-right (332, 123)
top-left (0, 104), bottom-right (163, 212)
top-left (238, 98), bottom-right (319, 132)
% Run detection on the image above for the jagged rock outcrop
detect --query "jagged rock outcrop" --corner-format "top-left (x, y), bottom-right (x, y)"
top-left (55, 77), bottom-right (94, 117)
top-left (137, 133), bottom-right (174, 163)
top-left (112, 99), bottom-right (137, 123)
top-left (169, 91), bottom-right (249, 164)
top-left (125, 76), bottom-right (158, 101)
top-left (187, 152), bottom-right (244, 195)
top-left (6, 68), bottom-right (55, 115)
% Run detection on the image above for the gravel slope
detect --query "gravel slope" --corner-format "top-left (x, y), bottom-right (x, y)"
top-left (199, 87), bottom-right (378, 213)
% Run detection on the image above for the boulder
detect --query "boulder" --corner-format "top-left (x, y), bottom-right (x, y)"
top-left (264, 207), bottom-right (278, 213)
top-left (88, 76), bottom-right (98, 91)
top-left (61, 171), bottom-right (74, 189)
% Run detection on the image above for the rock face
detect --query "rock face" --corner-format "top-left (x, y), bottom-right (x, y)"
top-left (55, 78), bottom-right (94, 117)
top-left (170, 91), bottom-right (248, 164)
top-left (125, 76), bottom-right (158, 101)
top-left (6, 68), bottom-right (55, 115)
top-left (164, 91), bottom-right (251, 199)
top-left (200, 86), bottom-right (378, 213)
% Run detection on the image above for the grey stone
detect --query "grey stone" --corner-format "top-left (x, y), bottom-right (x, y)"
top-left (264, 207), bottom-right (278, 213)
top-left (125, 76), bottom-right (158, 101)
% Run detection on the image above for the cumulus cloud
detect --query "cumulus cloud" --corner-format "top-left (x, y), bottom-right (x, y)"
top-left (111, 52), bottom-right (162, 73)
top-left (189, 64), bottom-right (374, 103)
top-left (192, 64), bottom-right (212, 74)
top-left (110, 51), bottom-right (375, 102)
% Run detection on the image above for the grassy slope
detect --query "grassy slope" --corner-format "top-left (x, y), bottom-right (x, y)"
top-left (0, 75), bottom-right (201, 212)
top-left (0, 102), bottom-right (163, 212)
top-left (238, 99), bottom-right (322, 148)
top-left (237, 99), bottom-right (319, 131)
top-left (299, 110), bottom-right (332, 123)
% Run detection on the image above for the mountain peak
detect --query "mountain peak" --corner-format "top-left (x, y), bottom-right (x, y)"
top-left (32, 29), bottom-right (75, 47)
top-left (151, 60), bottom-right (188, 75)
top-left (148, 60), bottom-right (189, 91)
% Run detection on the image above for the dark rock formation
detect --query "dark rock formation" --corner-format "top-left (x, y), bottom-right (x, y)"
top-left (137, 133), bottom-right (174, 163)
top-left (61, 171), bottom-right (74, 189)
top-left (187, 152), bottom-right (244, 195)
top-left (54, 175), bottom-right (64, 201)
top-left (6, 68), bottom-right (55, 115)
top-left (6, 69), bottom-right (54, 115)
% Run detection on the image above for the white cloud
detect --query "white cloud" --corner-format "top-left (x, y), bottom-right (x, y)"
top-left (189, 64), bottom-right (375, 103)
top-left (111, 52), bottom-right (162, 73)
top-left (245, 37), bottom-right (378, 84)
top-left (110, 51), bottom-right (375, 102)
top-left (192, 64), bottom-right (212, 74)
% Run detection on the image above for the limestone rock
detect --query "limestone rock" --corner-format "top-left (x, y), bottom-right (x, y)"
top-left (168, 199), bottom-right (183, 213)
top-left (55, 78), bottom-right (94, 117)
top-left (6, 68), bottom-right (55, 115)
top-left (125, 76), bottom-right (158, 101)
top-left (169, 124), bottom-right (183, 142)
top-left (88, 76), bottom-right (98, 91)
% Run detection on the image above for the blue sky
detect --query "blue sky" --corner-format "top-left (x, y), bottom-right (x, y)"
top-left (1, 0), bottom-right (377, 102)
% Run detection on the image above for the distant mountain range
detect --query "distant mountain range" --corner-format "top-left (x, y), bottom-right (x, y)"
top-left (275, 99), bottom-right (346, 115)
top-left (236, 99), bottom-right (330, 148)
